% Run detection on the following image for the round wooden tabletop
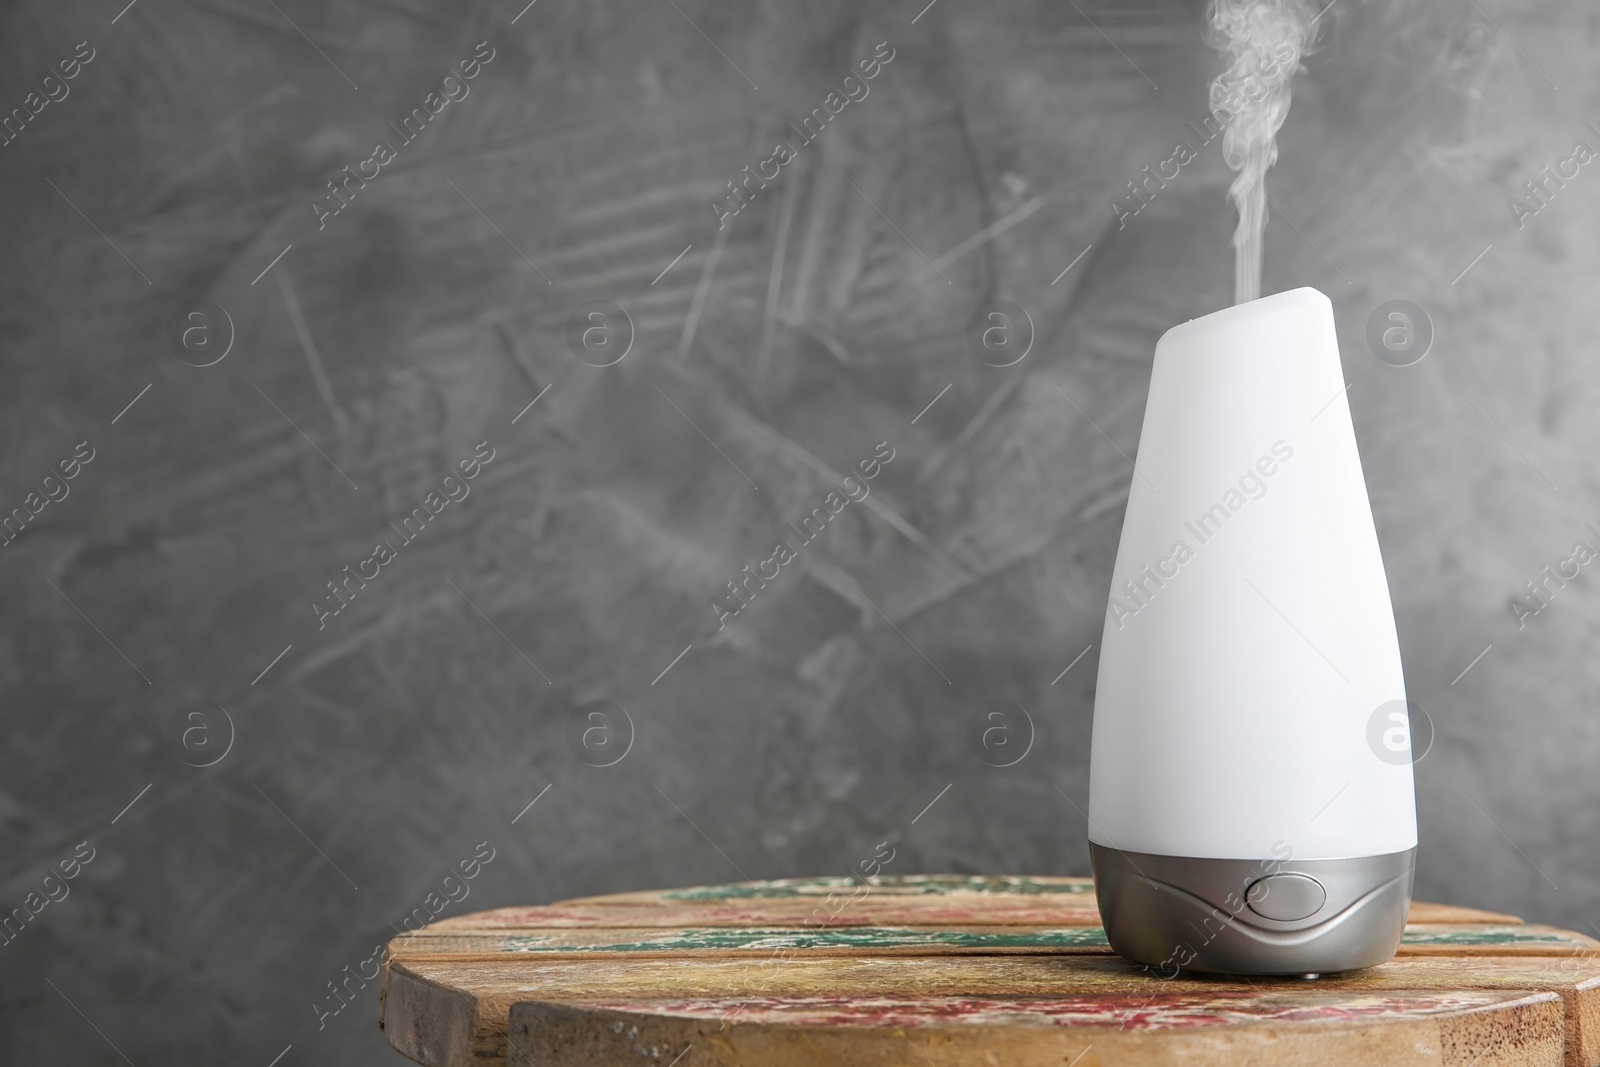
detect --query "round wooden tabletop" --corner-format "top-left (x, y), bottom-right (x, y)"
top-left (379, 875), bottom-right (1600, 1067)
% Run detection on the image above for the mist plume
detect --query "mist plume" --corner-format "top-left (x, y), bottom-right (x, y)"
top-left (1207, 0), bottom-right (1322, 304)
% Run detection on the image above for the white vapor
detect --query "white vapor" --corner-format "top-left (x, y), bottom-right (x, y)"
top-left (1207, 0), bottom-right (1323, 304)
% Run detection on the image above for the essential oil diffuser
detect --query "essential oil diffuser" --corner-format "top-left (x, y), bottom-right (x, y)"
top-left (1088, 287), bottom-right (1416, 975)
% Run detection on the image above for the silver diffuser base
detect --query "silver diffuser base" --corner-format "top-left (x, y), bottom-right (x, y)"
top-left (1090, 843), bottom-right (1416, 975)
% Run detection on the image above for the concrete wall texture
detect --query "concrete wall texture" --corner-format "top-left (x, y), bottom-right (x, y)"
top-left (1, 0), bottom-right (1596, 1063)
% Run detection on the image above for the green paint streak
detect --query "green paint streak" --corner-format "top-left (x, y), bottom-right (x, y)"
top-left (498, 924), bottom-right (1584, 955)
top-left (662, 876), bottom-right (1095, 901)
top-left (495, 921), bottom-right (1584, 958)
top-left (1400, 926), bottom-right (1586, 948)
top-left (502, 926), bottom-right (1112, 954)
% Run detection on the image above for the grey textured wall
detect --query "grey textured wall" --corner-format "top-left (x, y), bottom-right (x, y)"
top-left (2, 0), bottom-right (1597, 1063)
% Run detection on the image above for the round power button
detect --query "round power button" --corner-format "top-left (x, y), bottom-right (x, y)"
top-left (1245, 873), bottom-right (1327, 921)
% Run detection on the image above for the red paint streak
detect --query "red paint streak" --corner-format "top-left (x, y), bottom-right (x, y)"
top-left (574, 992), bottom-right (1510, 1031)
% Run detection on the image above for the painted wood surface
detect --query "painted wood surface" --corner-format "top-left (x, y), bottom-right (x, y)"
top-left (394, 923), bottom-right (1597, 960)
top-left (551, 875), bottom-right (1519, 924)
top-left (380, 876), bottom-right (1600, 1067)
top-left (558, 874), bottom-right (1102, 902)
top-left (421, 900), bottom-right (1511, 930)
top-left (510, 992), bottom-right (1567, 1067)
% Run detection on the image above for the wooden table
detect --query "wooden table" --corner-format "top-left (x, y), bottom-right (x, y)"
top-left (379, 875), bottom-right (1600, 1066)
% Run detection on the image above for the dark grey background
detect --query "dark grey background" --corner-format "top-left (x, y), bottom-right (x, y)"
top-left (2, 0), bottom-right (1596, 1063)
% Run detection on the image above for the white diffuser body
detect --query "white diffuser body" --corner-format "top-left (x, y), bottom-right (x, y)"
top-left (1088, 287), bottom-right (1416, 975)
